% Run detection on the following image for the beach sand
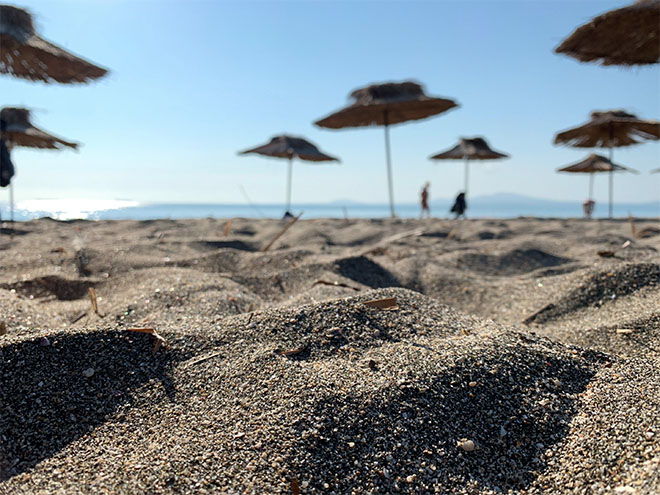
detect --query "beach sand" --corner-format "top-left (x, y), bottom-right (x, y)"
top-left (0, 216), bottom-right (658, 494)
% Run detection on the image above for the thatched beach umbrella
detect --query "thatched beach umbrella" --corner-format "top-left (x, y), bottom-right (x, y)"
top-left (555, 0), bottom-right (660, 66)
top-left (557, 153), bottom-right (638, 213)
top-left (0, 107), bottom-right (78, 220)
top-left (238, 135), bottom-right (339, 216)
top-left (0, 4), bottom-right (108, 83)
top-left (554, 110), bottom-right (659, 217)
top-left (1, 107), bottom-right (78, 150)
top-left (429, 137), bottom-right (509, 194)
top-left (315, 81), bottom-right (458, 217)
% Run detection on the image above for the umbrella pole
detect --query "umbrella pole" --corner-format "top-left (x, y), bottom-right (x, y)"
top-left (464, 157), bottom-right (469, 194)
top-left (9, 181), bottom-right (14, 222)
top-left (286, 157), bottom-right (293, 214)
top-left (608, 146), bottom-right (613, 219)
top-left (589, 173), bottom-right (594, 199)
top-left (383, 111), bottom-right (395, 218)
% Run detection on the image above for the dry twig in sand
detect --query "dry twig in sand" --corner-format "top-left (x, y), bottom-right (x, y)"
top-left (363, 297), bottom-right (399, 310)
top-left (261, 213), bottom-right (303, 252)
top-left (626, 215), bottom-right (658, 238)
top-left (360, 227), bottom-right (426, 256)
top-left (88, 287), bottom-right (99, 315)
top-left (598, 240), bottom-right (631, 258)
top-left (223, 219), bottom-right (232, 237)
top-left (183, 351), bottom-right (223, 368)
top-left (312, 279), bottom-right (361, 291)
top-left (70, 311), bottom-right (87, 324)
top-left (126, 327), bottom-right (169, 355)
top-left (274, 346), bottom-right (307, 358)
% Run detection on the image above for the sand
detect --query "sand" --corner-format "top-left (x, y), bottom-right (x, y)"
top-left (0, 216), bottom-right (658, 494)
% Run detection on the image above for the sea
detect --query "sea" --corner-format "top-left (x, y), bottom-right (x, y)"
top-left (1, 196), bottom-right (659, 221)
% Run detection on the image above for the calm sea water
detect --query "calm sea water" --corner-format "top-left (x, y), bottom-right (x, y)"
top-left (1, 197), bottom-right (659, 221)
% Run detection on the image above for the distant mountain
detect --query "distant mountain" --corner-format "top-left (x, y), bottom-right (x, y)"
top-left (467, 193), bottom-right (568, 207)
top-left (432, 192), bottom-right (656, 208)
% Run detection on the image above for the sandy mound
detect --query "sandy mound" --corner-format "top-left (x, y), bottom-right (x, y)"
top-left (1, 217), bottom-right (659, 494)
top-left (524, 263), bottom-right (660, 325)
top-left (1, 288), bottom-right (610, 494)
top-left (456, 248), bottom-right (571, 276)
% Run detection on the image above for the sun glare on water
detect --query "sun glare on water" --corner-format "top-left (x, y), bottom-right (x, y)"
top-left (15, 199), bottom-right (140, 220)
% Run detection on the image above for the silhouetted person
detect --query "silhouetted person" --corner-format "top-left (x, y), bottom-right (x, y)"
top-left (0, 119), bottom-right (14, 189)
top-left (582, 199), bottom-right (595, 218)
top-left (420, 182), bottom-right (430, 218)
top-left (451, 192), bottom-right (466, 219)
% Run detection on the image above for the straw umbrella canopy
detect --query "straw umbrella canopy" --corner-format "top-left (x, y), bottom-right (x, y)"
top-left (0, 107), bottom-right (78, 221)
top-left (1, 107), bottom-right (78, 150)
top-left (314, 81), bottom-right (458, 217)
top-left (557, 153), bottom-right (638, 210)
top-left (238, 135), bottom-right (339, 215)
top-left (555, 0), bottom-right (660, 66)
top-left (429, 137), bottom-right (509, 194)
top-left (554, 110), bottom-right (660, 217)
top-left (0, 5), bottom-right (108, 84)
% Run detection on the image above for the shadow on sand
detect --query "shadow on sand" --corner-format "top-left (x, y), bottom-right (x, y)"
top-left (287, 348), bottom-right (601, 492)
top-left (0, 330), bottom-right (186, 481)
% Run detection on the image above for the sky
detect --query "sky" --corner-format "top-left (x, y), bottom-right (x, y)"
top-left (3, 0), bottom-right (660, 206)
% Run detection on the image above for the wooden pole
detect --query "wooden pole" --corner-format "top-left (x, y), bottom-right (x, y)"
top-left (383, 110), bottom-right (395, 218)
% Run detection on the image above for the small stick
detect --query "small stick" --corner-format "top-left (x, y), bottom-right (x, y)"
top-left (629, 213), bottom-right (636, 237)
top-left (223, 219), bottom-right (232, 237)
top-left (70, 311), bottom-right (87, 323)
top-left (261, 212), bottom-right (303, 252)
top-left (363, 297), bottom-right (399, 310)
top-left (359, 227), bottom-right (426, 256)
top-left (152, 332), bottom-right (168, 355)
top-left (313, 279), bottom-right (361, 291)
top-left (88, 287), bottom-right (99, 314)
top-left (126, 327), bottom-right (155, 334)
top-left (126, 328), bottom-right (168, 354)
top-left (184, 351), bottom-right (223, 367)
top-left (522, 303), bottom-right (556, 325)
top-left (275, 346), bottom-right (306, 357)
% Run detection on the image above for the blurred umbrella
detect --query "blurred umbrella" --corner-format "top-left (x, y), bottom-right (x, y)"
top-left (554, 110), bottom-right (659, 217)
top-left (429, 137), bottom-right (509, 194)
top-left (0, 4), bottom-right (108, 83)
top-left (557, 153), bottom-right (638, 212)
top-left (238, 135), bottom-right (339, 216)
top-left (0, 107), bottom-right (78, 220)
top-left (1, 107), bottom-right (78, 150)
top-left (555, 0), bottom-right (660, 66)
top-left (315, 81), bottom-right (458, 217)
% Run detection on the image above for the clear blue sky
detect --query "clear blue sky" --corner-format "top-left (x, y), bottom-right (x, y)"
top-left (3, 0), bottom-right (659, 205)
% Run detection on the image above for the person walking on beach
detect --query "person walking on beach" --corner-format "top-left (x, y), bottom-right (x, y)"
top-left (451, 192), bottom-right (466, 219)
top-left (420, 182), bottom-right (431, 218)
top-left (582, 198), bottom-right (595, 218)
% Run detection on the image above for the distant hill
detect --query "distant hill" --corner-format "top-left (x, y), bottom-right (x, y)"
top-left (433, 193), bottom-right (657, 209)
